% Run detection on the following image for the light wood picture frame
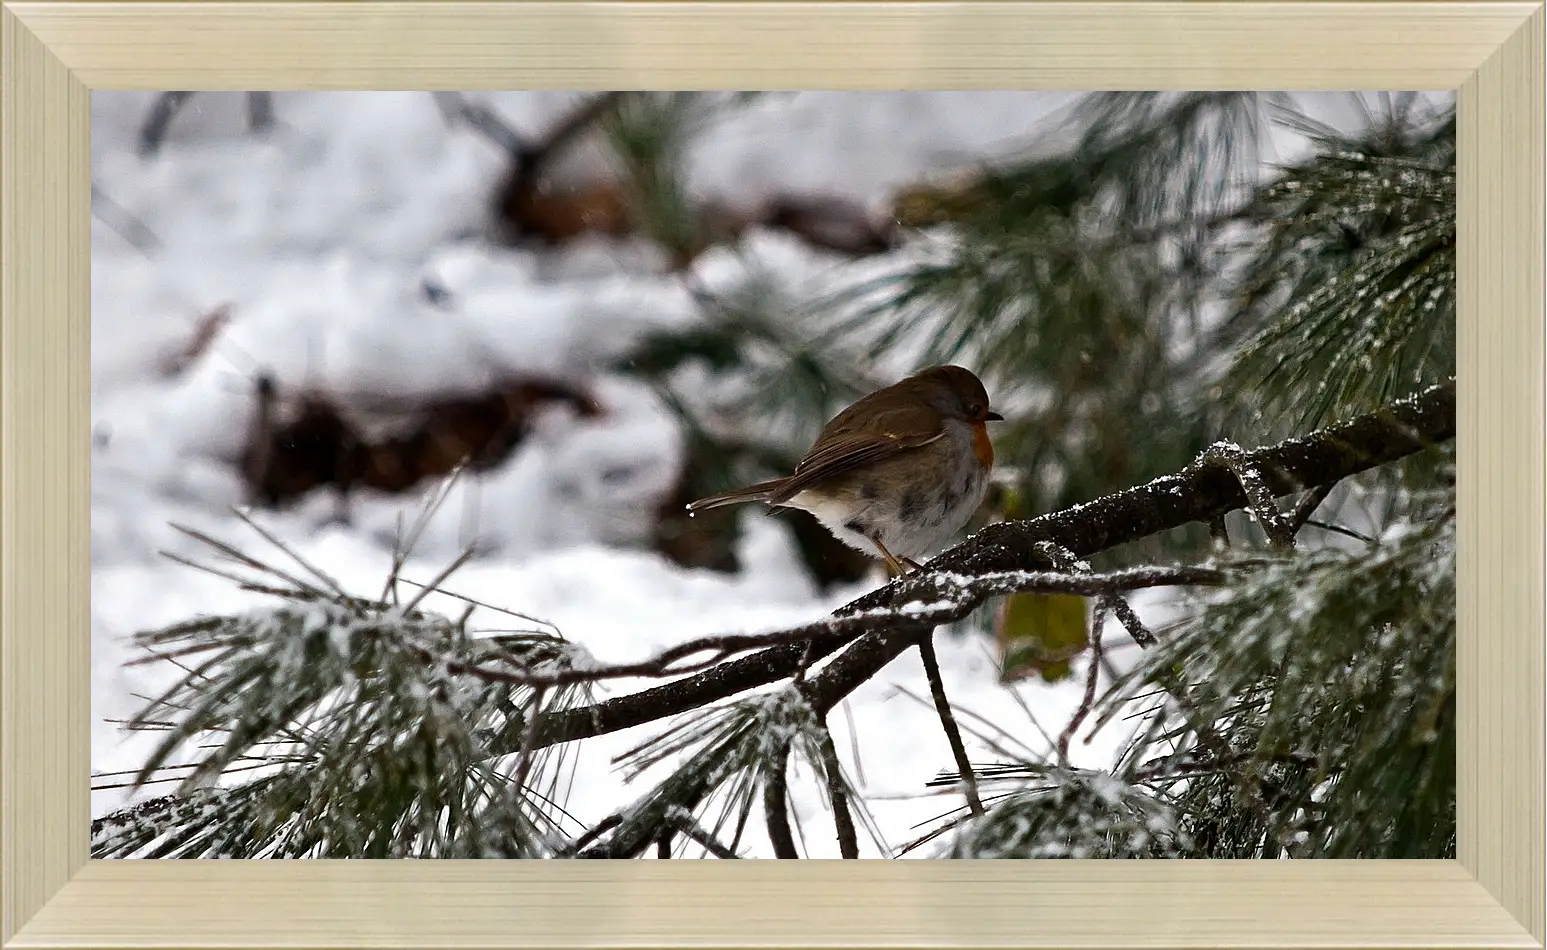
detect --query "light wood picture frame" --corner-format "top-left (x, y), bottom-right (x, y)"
top-left (3, 2), bottom-right (1542, 947)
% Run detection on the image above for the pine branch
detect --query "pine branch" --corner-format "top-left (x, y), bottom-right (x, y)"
top-left (810, 724), bottom-right (860, 858)
top-left (1117, 500), bottom-right (1457, 857)
top-left (1288, 483), bottom-right (1337, 537)
top-left (1056, 603), bottom-right (1108, 765)
top-left (110, 379), bottom-right (1450, 856)
top-left (465, 565), bottom-right (1224, 690)
top-left (1190, 441), bottom-right (1299, 549)
top-left (918, 636), bottom-right (984, 817)
top-left (763, 743), bottom-right (798, 859)
top-left (665, 807), bottom-right (741, 858)
top-left (525, 378), bottom-right (1454, 749)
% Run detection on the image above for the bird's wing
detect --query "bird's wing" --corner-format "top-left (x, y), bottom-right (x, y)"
top-left (766, 403), bottom-right (944, 505)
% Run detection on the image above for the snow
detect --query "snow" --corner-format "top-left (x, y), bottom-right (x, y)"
top-left (89, 90), bottom-right (1428, 858)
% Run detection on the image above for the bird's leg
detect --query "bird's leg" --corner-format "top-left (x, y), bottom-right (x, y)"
top-left (901, 557), bottom-right (925, 572)
top-left (869, 538), bottom-right (909, 578)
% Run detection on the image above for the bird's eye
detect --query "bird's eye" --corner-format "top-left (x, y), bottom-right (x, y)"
top-left (969, 403), bottom-right (983, 415)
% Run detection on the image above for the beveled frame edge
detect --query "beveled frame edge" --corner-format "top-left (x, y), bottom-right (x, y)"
top-left (0, 2), bottom-right (1541, 948)
top-left (1456, 6), bottom-right (1546, 941)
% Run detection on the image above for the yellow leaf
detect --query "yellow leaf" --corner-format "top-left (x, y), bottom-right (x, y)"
top-left (996, 592), bottom-right (1090, 684)
top-left (890, 169), bottom-right (987, 228)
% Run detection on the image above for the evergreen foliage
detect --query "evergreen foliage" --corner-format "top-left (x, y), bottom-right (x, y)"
top-left (94, 91), bottom-right (1457, 860)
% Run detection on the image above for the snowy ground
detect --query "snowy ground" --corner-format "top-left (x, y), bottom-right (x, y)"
top-left (89, 90), bottom-right (1423, 858)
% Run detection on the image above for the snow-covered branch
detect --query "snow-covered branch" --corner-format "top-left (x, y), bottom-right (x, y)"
top-left (461, 565), bottom-right (1226, 690)
top-left (528, 377), bottom-right (1456, 748)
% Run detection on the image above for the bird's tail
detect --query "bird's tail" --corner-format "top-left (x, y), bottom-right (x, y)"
top-left (685, 478), bottom-right (789, 513)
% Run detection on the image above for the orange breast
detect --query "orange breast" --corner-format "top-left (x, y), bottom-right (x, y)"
top-left (971, 421), bottom-right (995, 469)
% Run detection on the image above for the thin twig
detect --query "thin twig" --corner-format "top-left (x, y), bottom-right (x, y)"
top-left (138, 91), bottom-right (196, 156)
top-left (1057, 604), bottom-right (1109, 765)
top-left (1288, 482), bottom-right (1336, 537)
top-left (167, 524), bottom-right (326, 600)
top-left (393, 578), bottom-right (560, 633)
top-left (1033, 540), bottom-right (1156, 648)
top-left (399, 546), bottom-right (476, 616)
top-left (437, 93), bottom-right (530, 157)
top-left (811, 723), bottom-right (860, 858)
top-left (556, 814), bottom-right (622, 857)
top-left (506, 687), bottom-right (550, 796)
top-left (840, 700), bottom-right (867, 788)
top-left (524, 92), bottom-right (628, 178)
top-left (1105, 595), bottom-right (1157, 648)
top-left (382, 465), bottom-right (468, 603)
top-left (229, 507), bottom-right (349, 598)
top-left (665, 806), bottom-right (741, 858)
top-left (791, 639), bottom-right (818, 684)
top-left (764, 743), bottom-right (798, 859)
top-left (1302, 519), bottom-right (1378, 546)
top-left (91, 758), bottom-right (296, 791)
top-left (917, 635), bottom-right (983, 817)
top-left (981, 637), bottom-right (1060, 752)
top-left (1192, 441), bottom-right (1297, 549)
top-left (150, 551), bottom-right (287, 601)
top-left (890, 683), bottom-right (1031, 766)
top-left (246, 92), bottom-right (275, 133)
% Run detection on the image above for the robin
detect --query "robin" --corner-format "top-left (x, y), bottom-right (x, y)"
top-left (686, 365), bottom-right (1003, 576)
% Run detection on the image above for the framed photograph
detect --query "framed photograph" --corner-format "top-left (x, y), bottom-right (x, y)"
top-left (3, 2), bottom-right (1542, 948)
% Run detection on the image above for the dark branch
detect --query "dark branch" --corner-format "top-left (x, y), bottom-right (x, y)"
top-left (525, 379), bottom-right (1455, 748)
top-left (441, 91), bottom-right (626, 191)
top-left (470, 565), bottom-right (1222, 691)
top-left (523, 92), bottom-right (628, 180)
top-left (436, 93), bottom-right (530, 157)
top-left (1031, 539), bottom-right (1156, 649)
top-left (1057, 604), bottom-right (1109, 764)
top-left (137, 92), bottom-right (274, 158)
top-left (811, 724), bottom-right (860, 858)
top-left (1107, 595), bottom-right (1156, 648)
top-left (666, 807), bottom-right (741, 859)
top-left (1190, 441), bottom-right (1298, 549)
top-left (554, 814), bottom-right (621, 857)
top-left (919, 635), bottom-right (984, 817)
top-left (1289, 482), bottom-right (1337, 536)
top-left (138, 92), bottom-right (196, 156)
top-left (783, 378), bottom-right (1456, 718)
top-left (1302, 519), bottom-right (1377, 545)
top-left (246, 92), bottom-right (275, 134)
top-left (764, 744), bottom-right (798, 859)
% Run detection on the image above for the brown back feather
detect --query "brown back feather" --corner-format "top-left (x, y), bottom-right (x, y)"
top-left (765, 400), bottom-right (944, 504)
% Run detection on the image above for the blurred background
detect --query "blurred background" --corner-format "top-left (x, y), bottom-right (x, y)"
top-left (90, 91), bottom-right (1456, 855)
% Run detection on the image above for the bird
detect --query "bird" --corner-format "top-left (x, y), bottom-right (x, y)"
top-left (686, 365), bottom-right (1003, 576)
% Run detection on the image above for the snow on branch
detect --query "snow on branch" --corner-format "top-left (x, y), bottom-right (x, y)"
top-left (461, 565), bottom-right (1227, 690)
top-left (526, 377), bottom-right (1456, 749)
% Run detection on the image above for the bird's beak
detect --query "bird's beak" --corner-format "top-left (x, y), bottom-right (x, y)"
top-left (985, 410), bottom-right (1004, 421)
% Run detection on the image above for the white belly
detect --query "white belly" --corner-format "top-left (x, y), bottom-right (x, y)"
top-left (785, 455), bottom-right (988, 561)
